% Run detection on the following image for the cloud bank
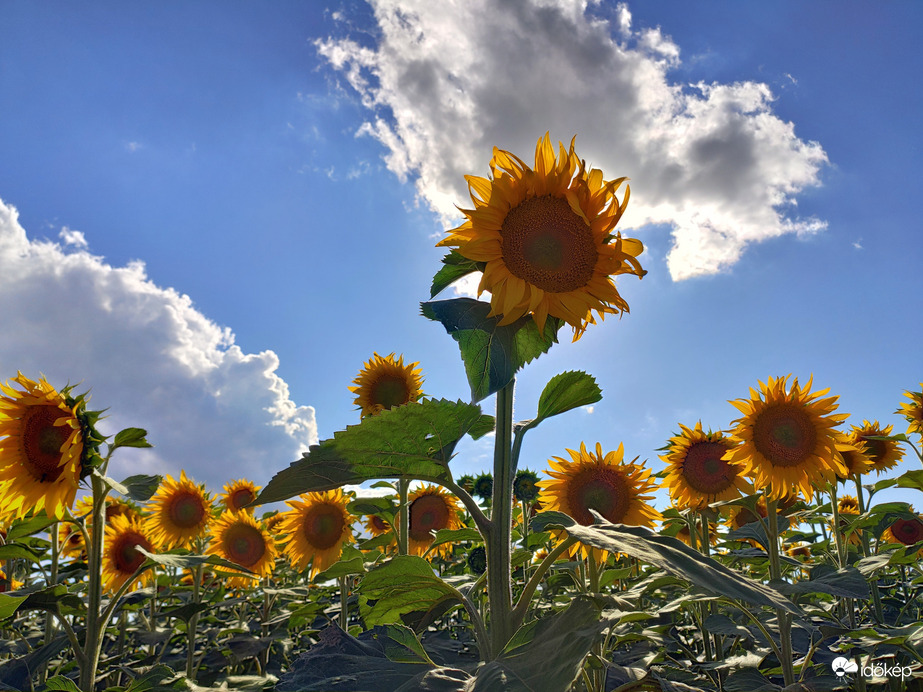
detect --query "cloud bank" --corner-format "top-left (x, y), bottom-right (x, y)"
top-left (316, 0), bottom-right (828, 280)
top-left (0, 199), bottom-right (317, 494)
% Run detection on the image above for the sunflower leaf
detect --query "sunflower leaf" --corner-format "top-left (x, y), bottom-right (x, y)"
top-left (421, 298), bottom-right (561, 402)
top-left (135, 547), bottom-right (256, 578)
top-left (358, 556), bottom-right (462, 627)
top-left (430, 251), bottom-right (484, 298)
top-left (118, 474), bottom-right (163, 502)
top-left (535, 371), bottom-right (602, 424)
top-left (535, 511), bottom-right (799, 614)
top-left (111, 427), bottom-right (153, 449)
top-left (255, 399), bottom-right (484, 505)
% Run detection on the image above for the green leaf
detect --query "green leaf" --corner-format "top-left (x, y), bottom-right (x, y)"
top-left (7, 513), bottom-right (58, 540)
top-left (421, 298), bottom-right (561, 402)
top-left (536, 511), bottom-right (799, 614)
top-left (0, 595), bottom-right (27, 620)
top-left (376, 624), bottom-right (436, 666)
top-left (92, 468), bottom-right (129, 495)
top-left (470, 595), bottom-right (620, 692)
top-left (896, 469), bottom-right (923, 492)
top-left (118, 474), bottom-right (163, 502)
top-left (703, 614), bottom-right (752, 639)
top-left (534, 371), bottom-right (602, 424)
top-left (427, 528), bottom-right (483, 552)
top-left (255, 399), bottom-right (484, 505)
top-left (358, 556), bottom-right (461, 627)
top-left (122, 663), bottom-right (183, 692)
top-left (347, 497), bottom-right (396, 516)
top-left (44, 676), bottom-right (82, 692)
top-left (0, 543), bottom-right (44, 563)
top-left (112, 427), bottom-right (153, 449)
top-left (135, 547), bottom-right (256, 579)
top-left (773, 566), bottom-right (870, 599)
top-left (313, 544), bottom-right (368, 581)
top-left (12, 584), bottom-right (84, 614)
top-left (468, 414), bottom-right (496, 440)
top-left (430, 251), bottom-right (484, 298)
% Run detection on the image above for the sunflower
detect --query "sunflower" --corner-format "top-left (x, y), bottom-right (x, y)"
top-left (220, 478), bottom-right (260, 514)
top-left (896, 384), bottom-right (923, 438)
top-left (882, 513), bottom-right (923, 549)
top-left (836, 436), bottom-right (873, 480)
top-left (438, 134), bottom-right (647, 340)
top-left (670, 521), bottom-right (718, 549)
top-left (539, 442), bottom-right (659, 560)
top-left (102, 515), bottom-right (156, 594)
top-left (724, 375), bottom-right (851, 501)
top-left (472, 473), bottom-right (493, 502)
top-left (660, 422), bottom-right (751, 510)
top-left (279, 489), bottom-right (355, 578)
top-left (407, 484), bottom-right (464, 558)
top-left (0, 373), bottom-right (90, 520)
top-left (207, 510), bottom-right (277, 589)
top-left (513, 469), bottom-right (541, 503)
top-left (849, 420), bottom-right (904, 474)
top-left (834, 494), bottom-right (862, 546)
top-left (145, 471), bottom-right (212, 549)
top-left (0, 568), bottom-right (23, 593)
top-left (58, 521), bottom-right (87, 560)
top-left (364, 513), bottom-right (396, 551)
top-left (349, 353), bottom-right (424, 418)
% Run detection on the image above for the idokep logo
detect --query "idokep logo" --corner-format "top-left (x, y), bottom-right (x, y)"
top-left (831, 657), bottom-right (858, 677)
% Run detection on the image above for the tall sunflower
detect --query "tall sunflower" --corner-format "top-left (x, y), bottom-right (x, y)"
top-left (102, 515), bottom-right (156, 594)
top-left (896, 383), bottom-right (923, 438)
top-left (882, 513), bottom-right (923, 549)
top-left (207, 510), bottom-right (277, 589)
top-left (0, 373), bottom-right (101, 520)
top-left (438, 134), bottom-right (646, 340)
top-left (407, 485), bottom-right (464, 558)
top-left (145, 471), bottom-right (212, 549)
top-left (660, 422), bottom-right (751, 509)
top-left (836, 435), bottom-right (873, 480)
top-left (364, 514), bottom-right (397, 552)
top-left (220, 478), bottom-right (260, 514)
top-left (539, 440), bottom-right (660, 552)
top-left (349, 353), bottom-right (424, 418)
top-left (279, 489), bottom-right (355, 578)
top-left (724, 375), bottom-right (851, 501)
top-left (834, 495), bottom-right (862, 546)
top-left (849, 420), bottom-right (904, 474)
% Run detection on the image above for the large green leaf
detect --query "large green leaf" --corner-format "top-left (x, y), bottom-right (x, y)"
top-left (119, 474), bottom-right (163, 502)
top-left (534, 371), bottom-right (602, 424)
top-left (421, 298), bottom-right (560, 402)
top-left (532, 511), bottom-right (798, 614)
top-left (430, 251), bottom-right (484, 298)
top-left (136, 547), bottom-right (256, 578)
top-left (255, 399), bottom-right (484, 505)
top-left (358, 556), bottom-right (461, 627)
top-left (772, 566), bottom-right (870, 599)
top-left (470, 595), bottom-right (621, 692)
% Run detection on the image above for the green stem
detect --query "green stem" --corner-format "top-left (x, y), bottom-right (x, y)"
top-left (520, 500), bottom-right (530, 586)
top-left (397, 478), bottom-right (410, 556)
top-left (186, 562), bottom-right (203, 680)
top-left (487, 380), bottom-right (515, 659)
top-left (766, 497), bottom-right (795, 687)
top-left (40, 519), bottom-right (61, 684)
top-left (339, 576), bottom-right (349, 631)
top-left (78, 473), bottom-right (109, 691)
top-left (511, 536), bottom-right (578, 630)
top-left (853, 476), bottom-right (884, 623)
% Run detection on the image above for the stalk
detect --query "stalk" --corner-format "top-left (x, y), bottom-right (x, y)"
top-left (765, 498), bottom-right (795, 687)
top-left (397, 478), bottom-right (410, 556)
top-left (186, 562), bottom-right (203, 680)
top-left (78, 473), bottom-right (109, 691)
top-left (339, 576), bottom-right (349, 631)
top-left (853, 476), bottom-right (885, 622)
top-left (487, 380), bottom-right (515, 658)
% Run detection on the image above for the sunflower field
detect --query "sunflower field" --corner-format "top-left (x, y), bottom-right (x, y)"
top-left (1, 135), bottom-right (923, 692)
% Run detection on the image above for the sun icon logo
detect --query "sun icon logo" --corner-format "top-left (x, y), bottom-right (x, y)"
top-left (831, 657), bottom-right (859, 677)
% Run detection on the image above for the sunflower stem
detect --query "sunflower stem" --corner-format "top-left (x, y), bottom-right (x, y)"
top-left (852, 477), bottom-right (885, 623)
top-left (765, 497), bottom-right (795, 687)
top-left (79, 472), bottom-right (109, 691)
top-left (487, 379), bottom-right (515, 659)
top-left (339, 575), bottom-right (349, 631)
top-left (186, 562), bottom-right (203, 681)
top-left (397, 478), bottom-right (410, 556)
top-left (39, 519), bottom-right (60, 685)
top-left (511, 536), bottom-right (578, 630)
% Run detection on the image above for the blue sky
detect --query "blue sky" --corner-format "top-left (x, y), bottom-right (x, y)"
top-left (0, 1), bottom-right (920, 510)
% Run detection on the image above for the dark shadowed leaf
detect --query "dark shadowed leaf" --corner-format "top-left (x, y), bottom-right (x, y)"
top-left (255, 399), bottom-right (484, 505)
top-left (118, 474), bottom-right (163, 502)
top-left (772, 566), bottom-right (870, 599)
top-left (533, 511), bottom-right (798, 613)
top-left (136, 547), bottom-right (255, 579)
top-left (723, 668), bottom-right (781, 692)
top-left (422, 298), bottom-right (561, 402)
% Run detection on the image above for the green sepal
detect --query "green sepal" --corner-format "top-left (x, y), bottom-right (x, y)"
top-left (430, 250), bottom-right (485, 298)
top-left (421, 298), bottom-right (561, 402)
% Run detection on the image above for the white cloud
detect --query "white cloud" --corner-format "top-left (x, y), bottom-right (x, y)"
top-left (125, 141), bottom-right (143, 152)
top-left (0, 198), bottom-right (317, 495)
top-left (316, 0), bottom-right (828, 281)
top-left (58, 226), bottom-right (88, 249)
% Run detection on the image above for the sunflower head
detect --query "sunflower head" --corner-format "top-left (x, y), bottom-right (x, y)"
top-left (145, 471), bottom-right (213, 549)
top-left (0, 568), bottom-right (23, 593)
top-left (438, 134), bottom-right (646, 341)
top-left (0, 373), bottom-right (104, 520)
top-left (660, 422), bottom-right (751, 510)
top-left (849, 420), bottom-right (904, 474)
top-left (513, 469), bottom-right (541, 503)
top-left (407, 484), bottom-right (463, 558)
top-left (836, 436), bottom-right (873, 481)
top-left (896, 384), bottom-right (923, 438)
top-left (349, 353), bottom-right (424, 418)
top-left (539, 442), bottom-right (659, 559)
top-left (207, 510), bottom-right (277, 589)
top-left (279, 489), bottom-right (355, 578)
top-left (103, 514), bottom-right (156, 594)
top-left (724, 375), bottom-right (851, 501)
top-left (837, 495), bottom-right (860, 516)
top-left (221, 478), bottom-right (260, 514)
top-left (58, 521), bottom-right (87, 560)
top-left (882, 514), bottom-right (923, 549)
top-left (467, 545), bottom-right (487, 575)
top-left (472, 473), bottom-right (493, 501)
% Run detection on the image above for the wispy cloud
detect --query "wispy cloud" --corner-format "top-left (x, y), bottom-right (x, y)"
top-left (0, 198), bottom-right (317, 493)
top-left (316, 0), bottom-right (828, 281)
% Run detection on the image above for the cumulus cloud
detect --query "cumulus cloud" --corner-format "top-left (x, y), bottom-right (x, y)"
top-left (0, 198), bottom-right (317, 494)
top-left (316, 0), bottom-right (828, 280)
